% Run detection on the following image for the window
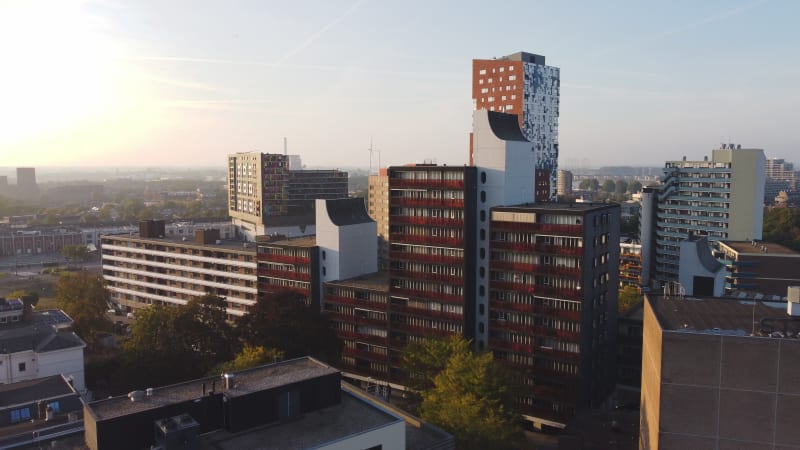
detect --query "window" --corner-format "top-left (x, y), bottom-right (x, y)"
top-left (481, 191), bottom-right (486, 203)
top-left (480, 210), bottom-right (486, 222)
top-left (47, 402), bottom-right (60, 413)
top-left (18, 362), bottom-right (25, 372)
top-left (322, 251), bottom-right (326, 260)
top-left (322, 267), bottom-right (326, 276)
top-left (480, 229), bottom-right (486, 241)
top-left (10, 408), bottom-right (30, 423)
top-left (479, 69), bottom-right (486, 75)
top-left (481, 171), bottom-right (487, 183)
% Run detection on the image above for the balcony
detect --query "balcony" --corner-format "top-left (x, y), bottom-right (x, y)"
top-left (389, 251), bottom-right (462, 266)
top-left (389, 197), bottom-right (465, 209)
top-left (336, 329), bottom-right (389, 345)
top-left (257, 268), bottom-right (311, 282)
top-left (389, 321), bottom-right (454, 338)
top-left (488, 338), bottom-right (534, 354)
top-left (326, 311), bottom-right (387, 328)
top-left (324, 294), bottom-right (387, 312)
top-left (390, 215), bottom-right (463, 228)
top-left (258, 283), bottom-right (309, 296)
top-left (389, 287), bottom-right (463, 305)
top-left (342, 346), bottom-right (389, 362)
top-left (390, 179), bottom-right (465, 190)
top-left (490, 319), bottom-right (580, 340)
top-left (389, 303), bottom-right (463, 322)
top-left (258, 253), bottom-right (310, 264)
top-left (492, 221), bottom-right (583, 236)
top-left (491, 261), bottom-right (582, 278)
top-left (491, 241), bottom-right (584, 256)
top-left (389, 233), bottom-right (464, 248)
top-left (390, 269), bottom-right (463, 285)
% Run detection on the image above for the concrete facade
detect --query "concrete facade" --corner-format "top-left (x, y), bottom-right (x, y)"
top-left (641, 294), bottom-right (800, 450)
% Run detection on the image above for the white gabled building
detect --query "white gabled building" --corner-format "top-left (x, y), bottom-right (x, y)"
top-left (0, 299), bottom-right (86, 391)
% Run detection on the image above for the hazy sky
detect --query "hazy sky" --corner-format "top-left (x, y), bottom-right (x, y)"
top-left (1, 0), bottom-right (798, 169)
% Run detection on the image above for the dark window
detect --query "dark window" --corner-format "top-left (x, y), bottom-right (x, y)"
top-left (480, 229), bottom-right (486, 240)
top-left (481, 191), bottom-right (486, 202)
top-left (18, 362), bottom-right (25, 372)
top-left (480, 248), bottom-right (485, 259)
top-left (478, 322), bottom-right (485, 333)
top-left (479, 267), bottom-right (485, 278)
top-left (322, 251), bottom-right (326, 260)
top-left (480, 210), bottom-right (486, 222)
top-left (479, 304), bottom-right (485, 315)
top-left (479, 285), bottom-right (485, 296)
top-left (322, 267), bottom-right (326, 276)
top-left (481, 171), bottom-right (487, 183)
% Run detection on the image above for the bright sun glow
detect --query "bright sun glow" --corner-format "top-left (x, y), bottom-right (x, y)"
top-left (0, 1), bottom-right (117, 148)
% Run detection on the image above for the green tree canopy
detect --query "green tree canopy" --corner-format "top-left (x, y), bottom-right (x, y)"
top-left (213, 345), bottom-right (285, 374)
top-left (618, 285), bottom-right (643, 313)
top-left (578, 179), bottom-right (591, 190)
top-left (602, 179), bottom-right (616, 193)
top-left (404, 337), bottom-right (524, 450)
top-left (55, 272), bottom-right (112, 346)
top-left (628, 180), bottom-right (643, 193)
top-left (615, 179), bottom-right (628, 195)
top-left (762, 207), bottom-right (800, 250)
top-left (61, 245), bottom-right (88, 263)
top-left (589, 178), bottom-right (600, 191)
top-left (236, 290), bottom-right (342, 364)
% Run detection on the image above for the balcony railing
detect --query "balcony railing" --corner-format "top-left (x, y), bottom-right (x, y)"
top-left (389, 303), bottom-right (463, 322)
top-left (389, 251), bottom-right (463, 266)
top-left (336, 329), bottom-right (389, 345)
top-left (389, 287), bottom-right (463, 305)
top-left (390, 269), bottom-right (463, 285)
top-left (326, 311), bottom-right (387, 328)
top-left (492, 221), bottom-right (583, 236)
top-left (258, 253), bottom-right (310, 264)
top-left (489, 300), bottom-right (582, 321)
top-left (258, 283), bottom-right (309, 296)
top-left (342, 346), bottom-right (389, 362)
top-left (389, 197), bottom-right (465, 209)
top-left (390, 215), bottom-right (464, 228)
top-left (390, 234), bottom-right (464, 248)
top-left (490, 319), bottom-right (580, 340)
top-left (390, 179), bottom-right (465, 190)
top-left (324, 294), bottom-right (388, 312)
top-left (490, 241), bottom-right (584, 256)
top-left (488, 338), bottom-right (534, 354)
top-left (491, 261), bottom-right (582, 278)
top-left (389, 321), bottom-right (454, 338)
top-left (257, 268), bottom-right (311, 282)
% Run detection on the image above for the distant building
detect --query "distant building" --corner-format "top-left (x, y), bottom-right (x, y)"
top-left (82, 357), bottom-right (453, 450)
top-left (0, 300), bottom-right (86, 391)
top-left (15, 167), bottom-right (38, 199)
top-left (0, 227), bottom-right (83, 257)
top-left (227, 152), bottom-right (347, 239)
top-left (367, 169), bottom-right (390, 270)
top-left (764, 157), bottom-right (798, 203)
top-left (641, 293), bottom-right (800, 450)
top-left (557, 169), bottom-right (573, 195)
top-left (471, 51), bottom-right (560, 200)
top-left (619, 240), bottom-right (642, 289)
top-left (718, 240), bottom-right (800, 296)
top-left (640, 146), bottom-right (766, 287)
top-left (101, 221), bottom-right (257, 318)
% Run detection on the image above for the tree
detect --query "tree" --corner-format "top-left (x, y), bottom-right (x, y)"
top-left (618, 285), bottom-right (643, 313)
top-left (588, 178), bottom-right (600, 191)
top-left (406, 337), bottom-right (524, 450)
top-left (762, 208), bottom-right (800, 250)
top-left (615, 179), bottom-right (628, 195)
top-left (236, 290), bottom-right (342, 364)
top-left (628, 180), bottom-right (643, 193)
top-left (214, 345), bottom-right (285, 374)
top-left (602, 179), bottom-right (616, 193)
top-left (401, 336), bottom-right (471, 390)
top-left (61, 245), bottom-right (88, 264)
top-left (620, 215), bottom-right (640, 235)
top-left (578, 179), bottom-right (591, 190)
top-left (55, 272), bottom-right (113, 346)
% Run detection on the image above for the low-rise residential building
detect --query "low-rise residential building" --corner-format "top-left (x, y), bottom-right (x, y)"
top-left (101, 221), bottom-right (257, 318)
top-left (0, 300), bottom-right (86, 391)
top-left (82, 357), bottom-right (453, 450)
top-left (718, 240), bottom-right (800, 296)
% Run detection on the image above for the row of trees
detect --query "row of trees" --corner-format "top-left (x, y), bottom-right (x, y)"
top-left (53, 273), bottom-right (342, 393)
top-left (578, 178), bottom-right (643, 195)
top-left (762, 207), bottom-right (800, 250)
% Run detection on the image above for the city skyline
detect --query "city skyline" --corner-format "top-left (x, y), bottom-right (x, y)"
top-left (2, 0), bottom-right (799, 169)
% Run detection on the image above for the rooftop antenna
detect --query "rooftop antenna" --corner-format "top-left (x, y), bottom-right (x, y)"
top-left (368, 137), bottom-right (374, 173)
top-left (283, 137), bottom-right (287, 156)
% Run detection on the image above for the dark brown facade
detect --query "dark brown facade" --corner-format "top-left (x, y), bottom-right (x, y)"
top-left (719, 240), bottom-right (800, 296)
top-left (488, 203), bottom-right (619, 424)
top-left (256, 236), bottom-right (320, 309)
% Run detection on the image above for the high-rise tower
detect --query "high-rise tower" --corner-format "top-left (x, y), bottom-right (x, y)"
top-left (471, 52), bottom-right (560, 201)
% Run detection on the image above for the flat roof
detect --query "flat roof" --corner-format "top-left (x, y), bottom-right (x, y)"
top-left (87, 358), bottom-right (338, 421)
top-left (199, 389), bottom-right (400, 450)
top-left (326, 272), bottom-right (390, 292)
top-left (256, 235), bottom-right (317, 248)
top-left (102, 234), bottom-right (257, 254)
top-left (647, 294), bottom-right (792, 335)
top-left (719, 240), bottom-right (799, 256)
top-left (0, 375), bottom-right (76, 408)
top-left (493, 202), bottom-right (618, 213)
